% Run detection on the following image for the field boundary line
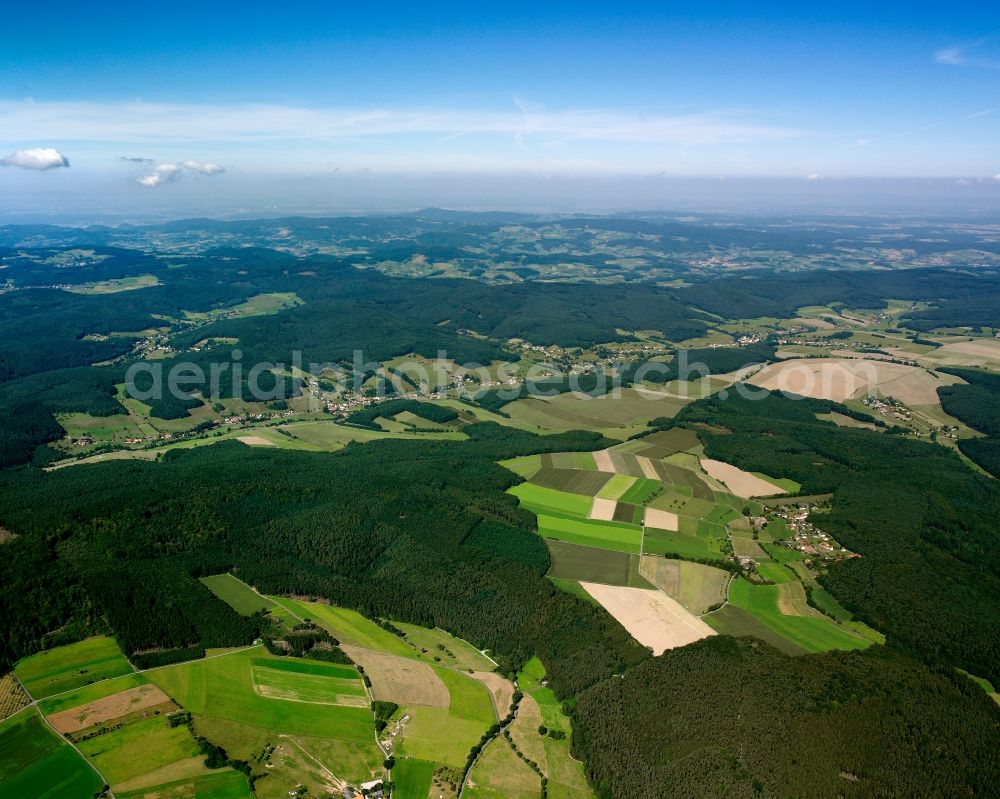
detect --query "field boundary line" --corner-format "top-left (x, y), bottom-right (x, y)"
top-left (15, 665), bottom-right (118, 799)
top-left (700, 572), bottom-right (736, 617)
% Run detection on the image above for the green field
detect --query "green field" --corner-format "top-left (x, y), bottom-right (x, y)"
top-left (507, 482), bottom-right (594, 516)
top-left (756, 561), bottom-right (795, 584)
top-left (546, 540), bottom-right (651, 587)
top-left (595, 473), bottom-right (637, 500)
top-left (0, 708), bottom-right (104, 799)
top-left (727, 578), bottom-right (871, 653)
top-left (270, 599), bottom-right (497, 771)
top-left (117, 770), bottom-right (253, 799)
top-left (701, 606), bottom-right (808, 656)
top-left (809, 586), bottom-right (854, 622)
top-left (200, 573), bottom-right (298, 627)
top-left (146, 647), bottom-right (374, 741)
top-left (250, 658), bottom-right (368, 706)
top-left (271, 598), bottom-right (416, 658)
top-left (15, 636), bottom-right (134, 699)
top-left (617, 477), bottom-right (662, 505)
top-left (497, 454), bottom-right (542, 479)
top-left (641, 528), bottom-right (724, 561)
top-left (537, 514), bottom-right (642, 553)
top-left (760, 541), bottom-right (802, 562)
top-left (393, 758), bottom-right (436, 799)
top-left (76, 714), bottom-right (207, 787)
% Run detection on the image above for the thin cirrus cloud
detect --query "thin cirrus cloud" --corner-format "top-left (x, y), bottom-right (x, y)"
top-left (0, 100), bottom-right (802, 151)
top-left (0, 147), bottom-right (70, 170)
top-left (934, 41), bottom-right (1000, 69)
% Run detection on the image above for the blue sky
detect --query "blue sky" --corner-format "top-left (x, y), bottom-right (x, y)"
top-left (1, 2), bottom-right (999, 215)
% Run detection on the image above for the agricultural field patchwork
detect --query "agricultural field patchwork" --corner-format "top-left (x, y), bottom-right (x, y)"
top-left (0, 708), bottom-right (104, 799)
top-left (267, 595), bottom-right (518, 782)
top-left (503, 428), bottom-right (884, 661)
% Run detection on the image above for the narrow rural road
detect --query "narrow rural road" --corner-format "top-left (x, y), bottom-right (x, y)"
top-left (458, 686), bottom-right (521, 799)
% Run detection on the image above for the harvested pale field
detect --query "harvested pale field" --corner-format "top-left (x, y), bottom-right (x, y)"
top-left (938, 339), bottom-right (1000, 359)
top-left (643, 508), bottom-right (679, 531)
top-left (701, 459), bottom-right (787, 498)
top-left (749, 358), bottom-right (964, 405)
top-left (750, 359), bottom-right (867, 401)
top-left (471, 671), bottom-right (514, 719)
top-left (589, 497), bottom-right (617, 521)
top-left (341, 646), bottom-right (449, 707)
top-left (48, 684), bottom-right (173, 734)
top-left (580, 583), bottom-right (715, 655)
top-left (592, 449), bottom-right (614, 472)
top-left (637, 456), bottom-right (660, 480)
top-left (915, 339), bottom-right (1000, 370)
top-left (236, 434), bottom-right (276, 446)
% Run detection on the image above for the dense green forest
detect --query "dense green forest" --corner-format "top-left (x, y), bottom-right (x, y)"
top-left (573, 636), bottom-right (1000, 798)
top-left (937, 367), bottom-right (1000, 477)
top-left (664, 391), bottom-right (1000, 685)
top-left (0, 425), bottom-right (648, 695)
top-left (676, 268), bottom-right (1000, 319)
top-left (343, 399), bottom-right (459, 429)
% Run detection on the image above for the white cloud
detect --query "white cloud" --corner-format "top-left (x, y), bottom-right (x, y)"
top-left (993, 174), bottom-right (1000, 182)
top-left (805, 173), bottom-right (823, 181)
top-left (180, 160), bottom-right (225, 175)
top-left (135, 160), bottom-right (226, 186)
top-left (0, 147), bottom-right (69, 170)
top-left (136, 163), bottom-right (180, 187)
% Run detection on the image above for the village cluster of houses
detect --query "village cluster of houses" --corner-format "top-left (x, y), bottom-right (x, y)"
top-left (861, 394), bottom-right (911, 422)
top-left (762, 503), bottom-right (856, 566)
